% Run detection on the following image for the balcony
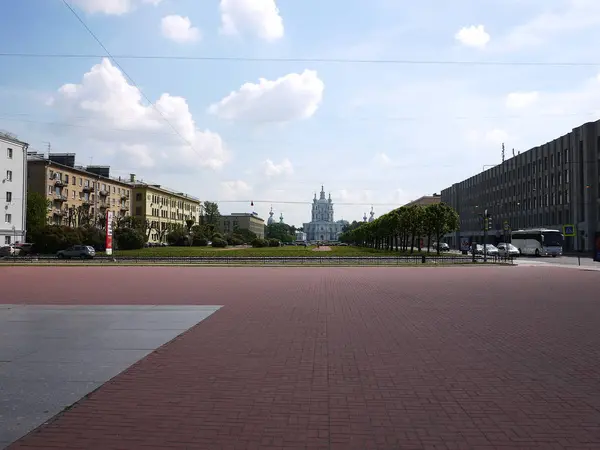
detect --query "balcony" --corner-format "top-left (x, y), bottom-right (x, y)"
top-left (52, 208), bottom-right (66, 216)
top-left (54, 193), bottom-right (68, 202)
top-left (81, 199), bottom-right (91, 207)
top-left (99, 189), bottom-right (109, 197)
top-left (121, 193), bottom-right (129, 200)
top-left (54, 179), bottom-right (65, 187)
top-left (82, 185), bottom-right (95, 193)
top-left (120, 203), bottom-right (129, 211)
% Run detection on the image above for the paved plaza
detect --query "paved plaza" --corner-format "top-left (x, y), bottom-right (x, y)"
top-left (1, 265), bottom-right (600, 449)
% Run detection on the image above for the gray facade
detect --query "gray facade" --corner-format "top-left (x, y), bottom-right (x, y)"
top-left (442, 120), bottom-right (600, 252)
top-left (0, 133), bottom-right (28, 245)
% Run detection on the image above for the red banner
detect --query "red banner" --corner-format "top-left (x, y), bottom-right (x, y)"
top-left (106, 210), bottom-right (114, 255)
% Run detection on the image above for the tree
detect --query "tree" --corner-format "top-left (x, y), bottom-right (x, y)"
top-left (266, 222), bottom-right (294, 243)
top-left (114, 227), bottom-right (145, 250)
top-left (429, 203), bottom-right (460, 254)
top-left (202, 201), bottom-right (220, 228)
top-left (338, 202), bottom-right (460, 254)
top-left (26, 192), bottom-right (49, 235)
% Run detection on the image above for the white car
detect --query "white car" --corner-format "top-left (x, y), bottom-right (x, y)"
top-left (484, 244), bottom-right (499, 256)
top-left (497, 243), bottom-right (519, 257)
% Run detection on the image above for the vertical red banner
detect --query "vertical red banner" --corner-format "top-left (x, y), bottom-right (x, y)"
top-left (106, 210), bottom-right (114, 256)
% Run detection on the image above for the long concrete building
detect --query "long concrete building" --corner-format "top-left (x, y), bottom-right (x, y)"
top-left (441, 120), bottom-right (600, 252)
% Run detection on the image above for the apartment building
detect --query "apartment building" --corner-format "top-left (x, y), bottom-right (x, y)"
top-left (441, 120), bottom-right (600, 252)
top-left (129, 174), bottom-right (201, 243)
top-left (403, 194), bottom-right (441, 208)
top-left (27, 153), bottom-right (132, 227)
top-left (0, 132), bottom-right (28, 245)
top-left (219, 213), bottom-right (265, 239)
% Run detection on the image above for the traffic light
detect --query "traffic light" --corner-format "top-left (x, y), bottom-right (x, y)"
top-left (487, 215), bottom-right (493, 230)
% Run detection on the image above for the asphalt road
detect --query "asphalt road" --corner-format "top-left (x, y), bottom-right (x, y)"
top-left (517, 254), bottom-right (600, 270)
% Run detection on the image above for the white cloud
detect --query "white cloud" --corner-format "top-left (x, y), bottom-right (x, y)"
top-left (261, 158), bottom-right (293, 177)
top-left (208, 70), bottom-right (325, 123)
top-left (506, 91), bottom-right (539, 109)
top-left (220, 0), bottom-right (284, 41)
top-left (71, 0), bottom-right (161, 15)
top-left (500, 0), bottom-right (600, 50)
top-left (220, 180), bottom-right (253, 200)
top-left (455, 25), bottom-right (490, 49)
top-left (161, 15), bottom-right (201, 43)
top-left (50, 58), bottom-right (230, 172)
top-left (373, 152), bottom-right (393, 167)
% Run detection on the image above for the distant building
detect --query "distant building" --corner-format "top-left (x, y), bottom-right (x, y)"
top-left (1, 132), bottom-right (28, 245)
top-left (219, 213), bottom-right (265, 239)
top-left (295, 231), bottom-right (307, 242)
top-left (128, 174), bottom-right (201, 243)
top-left (403, 194), bottom-right (441, 208)
top-left (303, 186), bottom-right (349, 241)
top-left (27, 152), bottom-right (132, 228)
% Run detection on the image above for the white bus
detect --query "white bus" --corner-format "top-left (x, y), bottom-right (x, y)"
top-left (511, 228), bottom-right (563, 257)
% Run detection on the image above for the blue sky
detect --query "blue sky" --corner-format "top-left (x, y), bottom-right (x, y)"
top-left (2, 0), bottom-right (600, 226)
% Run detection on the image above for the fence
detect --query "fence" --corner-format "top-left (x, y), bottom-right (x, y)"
top-left (1, 255), bottom-right (515, 266)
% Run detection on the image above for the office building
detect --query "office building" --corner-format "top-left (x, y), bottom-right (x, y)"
top-left (129, 174), bottom-right (201, 243)
top-left (219, 213), bottom-right (265, 239)
top-left (441, 120), bottom-right (600, 252)
top-left (27, 153), bottom-right (132, 227)
top-left (1, 132), bottom-right (28, 245)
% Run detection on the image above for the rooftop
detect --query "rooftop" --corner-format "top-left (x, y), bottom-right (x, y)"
top-left (0, 130), bottom-right (28, 147)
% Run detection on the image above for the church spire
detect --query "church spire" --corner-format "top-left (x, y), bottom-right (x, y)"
top-left (319, 185), bottom-right (325, 200)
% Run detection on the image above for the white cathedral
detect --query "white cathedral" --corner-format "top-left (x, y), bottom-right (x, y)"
top-left (302, 186), bottom-right (351, 242)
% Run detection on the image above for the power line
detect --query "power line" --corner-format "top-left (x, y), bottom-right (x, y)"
top-left (1, 52), bottom-right (599, 67)
top-left (60, 0), bottom-right (204, 163)
top-left (216, 200), bottom-right (400, 206)
top-left (2, 110), bottom-right (599, 124)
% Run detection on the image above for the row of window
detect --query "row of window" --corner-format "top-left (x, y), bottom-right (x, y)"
top-left (143, 193), bottom-right (198, 212)
top-left (49, 170), bottom-right (130, 196)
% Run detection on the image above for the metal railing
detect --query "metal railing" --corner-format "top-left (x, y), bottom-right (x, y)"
top-left (1, 255), bottom-right (515, 265)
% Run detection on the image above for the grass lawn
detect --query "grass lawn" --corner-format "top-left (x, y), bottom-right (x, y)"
top-left (103, 245), bottom-right (449, 258)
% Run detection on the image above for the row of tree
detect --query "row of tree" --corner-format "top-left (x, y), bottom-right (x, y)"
top-left (339, 203), bottom-right (460, 254)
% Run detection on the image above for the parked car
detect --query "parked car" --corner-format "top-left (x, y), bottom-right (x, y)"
top-left (57, 245), bottom-right (96, 259)
top-left (432, 242), bottom-right (450, 252)
top-left (497, 243), bottom-right (520, 257)
top-left (0, 245), bottom-right (17, 257)
top-left (484, 244), bottom-right (499, 256)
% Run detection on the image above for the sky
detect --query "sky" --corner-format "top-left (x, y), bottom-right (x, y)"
top-left (2, 0), bottom-right (600, 227)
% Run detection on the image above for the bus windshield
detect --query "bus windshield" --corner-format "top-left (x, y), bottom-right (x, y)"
top-left (542, 231), bottom-right (563, 247)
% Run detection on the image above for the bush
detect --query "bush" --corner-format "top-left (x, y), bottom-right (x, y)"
top-left (192, 236), bottom-right (208, 247)
top-left (211, 232), bottom-right (224, 240)
top-left (251, 238), bottom-right (269, 248)
top-left (114, 227), bottom-right (145, 250)
top-left (166, 228), bottom-right (188, 246)
top-left (211, 238), bottom-right (228, 248)
top-left (268, 238), bottom-right (281, 247)
top-left (226, 234), bottom-right (244, 246)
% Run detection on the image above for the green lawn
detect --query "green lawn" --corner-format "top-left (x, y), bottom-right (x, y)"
top-left (104, 245), bottom-right (446, 258)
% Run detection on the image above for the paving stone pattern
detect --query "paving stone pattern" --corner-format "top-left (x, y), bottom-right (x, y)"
top-left (2, 266), bottom-right (600, 449)
top-left (0, 305), bottom-right (220, 448)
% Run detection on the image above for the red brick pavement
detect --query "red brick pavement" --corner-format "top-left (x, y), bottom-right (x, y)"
top-left (2, 266), bottom-right (600, 449)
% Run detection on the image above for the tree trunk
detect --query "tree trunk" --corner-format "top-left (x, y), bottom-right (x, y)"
top-left (427, 233), bottom-right (432, 252)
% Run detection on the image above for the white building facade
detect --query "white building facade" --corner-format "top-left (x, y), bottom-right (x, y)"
top-left (0, 133), bottom-right (28, 245)
top-left (302, 186), bottom-right (349, 242)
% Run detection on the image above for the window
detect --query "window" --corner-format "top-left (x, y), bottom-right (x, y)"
top-left (4, 236), bottom-right (10, 245)
top-left (72, 176), bottom-right (76, 185)
top-left (5, 213), bottom-right (11, 223)
top-left (136, 193), bottom-right (142, 201)
top-left (7, 148), bottom-right (13, 159)
top-left (48, 185), bottom-right (52, 194)
top-left (5, 170), bottom-right (12, 181)
top-left (6, 192), bottom-right (12, 202)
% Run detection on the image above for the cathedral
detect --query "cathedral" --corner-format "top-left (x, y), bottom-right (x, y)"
top-left (302, 186), bottom-right (350, 242)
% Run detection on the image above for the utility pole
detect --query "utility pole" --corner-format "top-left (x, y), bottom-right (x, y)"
top-left (483, 209), bottom-right (492, 262)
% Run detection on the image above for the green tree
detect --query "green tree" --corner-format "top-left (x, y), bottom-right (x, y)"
top-left (26, 191), bottom-right (49, 235)
top-left (429, 203), bottom-right (460, 254)
top-left (202, 201), bottom-right (220, 227)
top-left (266, 223), bottom-right (294, 243)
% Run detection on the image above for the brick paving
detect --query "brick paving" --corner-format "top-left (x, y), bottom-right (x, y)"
top-left (2, 266), bottom-right (600, 449)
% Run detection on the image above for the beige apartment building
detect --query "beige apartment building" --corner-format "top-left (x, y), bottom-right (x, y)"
top-left (129, 174), bottom-right (201, 243)
top-left (219, 213), bottom-right (265, 239)
top-left (27, 153), bottom-right (131, 226)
